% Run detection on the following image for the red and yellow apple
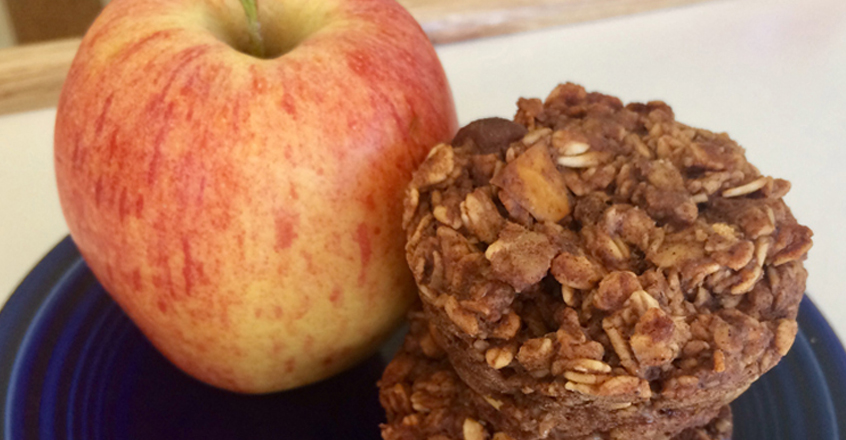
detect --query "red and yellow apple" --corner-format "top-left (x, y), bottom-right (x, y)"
top-left (54, 0), bottom-right (457, 393)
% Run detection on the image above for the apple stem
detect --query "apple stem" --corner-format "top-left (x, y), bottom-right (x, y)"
top-left (239, 0), bottom-right (265, 58)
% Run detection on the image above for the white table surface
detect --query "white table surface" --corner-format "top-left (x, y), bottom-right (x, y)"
top-left (2, 0), bottom-right (844, 339)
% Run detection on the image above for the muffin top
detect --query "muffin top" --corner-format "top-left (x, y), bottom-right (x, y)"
top-left (403, 83), bottom-right (812, 400)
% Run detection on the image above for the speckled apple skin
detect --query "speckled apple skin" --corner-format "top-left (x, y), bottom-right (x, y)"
top-left (54, 0), bottom-right (457, 393)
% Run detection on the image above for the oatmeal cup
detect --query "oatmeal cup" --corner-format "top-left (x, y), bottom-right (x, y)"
top-left (378, 308), bottom-right (734, 440)
top-left (402, 83), bottom-right (812, 436)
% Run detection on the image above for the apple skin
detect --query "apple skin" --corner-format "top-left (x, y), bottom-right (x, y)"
top-left (54, 0), bottom-right (457, 393)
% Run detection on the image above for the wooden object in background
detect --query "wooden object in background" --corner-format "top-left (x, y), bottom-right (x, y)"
top-left (0, 0), bottom-right (712, 115)
top-left (0, 38), bottom-right (78, 115)
top-left (406, 0), bottom-right (712, 44)
top-left (5, 0), bottom-right (102, 44)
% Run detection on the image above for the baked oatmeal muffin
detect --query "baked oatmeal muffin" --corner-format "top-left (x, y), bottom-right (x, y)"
top-left (379, 308), bottom-right (734, 440)
top-left (402, 83), bottom-right (811, 437)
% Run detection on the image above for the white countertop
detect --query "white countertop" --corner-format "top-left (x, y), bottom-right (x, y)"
top-left (2, 0), bottom-right (844, 338)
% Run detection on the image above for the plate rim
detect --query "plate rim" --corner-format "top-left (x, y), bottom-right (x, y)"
top-left (1, 237), bottom-right (82, 438)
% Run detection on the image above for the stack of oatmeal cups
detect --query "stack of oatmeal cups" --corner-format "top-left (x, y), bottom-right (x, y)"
top-left (378, 84), bottom-right (813, 440)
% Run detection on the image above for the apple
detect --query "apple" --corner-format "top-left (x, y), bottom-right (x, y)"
top-left (54, 0), bottom-right (457, 393)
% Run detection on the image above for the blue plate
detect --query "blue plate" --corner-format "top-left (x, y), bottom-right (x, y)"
top-left (1, 237), bottom-right (844, 439)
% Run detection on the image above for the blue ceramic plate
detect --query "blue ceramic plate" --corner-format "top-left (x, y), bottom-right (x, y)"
top-left (1, 237), bottom-right (844, 439)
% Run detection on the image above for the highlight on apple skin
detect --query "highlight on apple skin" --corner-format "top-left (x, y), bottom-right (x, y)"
top-left (54, 0), bottom-right (458, 393)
